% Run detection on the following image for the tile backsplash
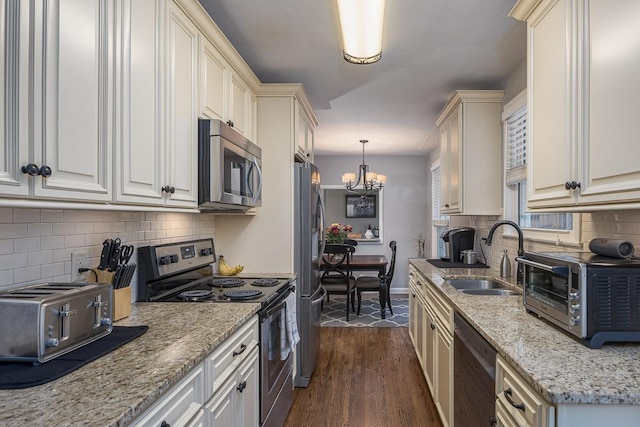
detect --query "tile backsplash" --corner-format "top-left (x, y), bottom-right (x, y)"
top-left (0, 208), bottom-right (216, 300)
top-left (469, 210), bottom-right (640, 272)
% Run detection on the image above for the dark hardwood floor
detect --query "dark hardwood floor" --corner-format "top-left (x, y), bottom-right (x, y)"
top-left (284, 327), bottom-right (444, 427)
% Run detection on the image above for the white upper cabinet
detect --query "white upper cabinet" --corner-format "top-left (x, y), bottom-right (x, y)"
top-left (1, 0), bottom-right (113, 202)
top-left (512, 0), bottom-right (640, 210)
top-left (116, 0), bottom-right (163, 206)
top-left (201, 37), bottom-right (229, 123)
top-left (436, 90), bottom-right (504, 215)
top-left (164, 1), bottom-right (199, 207)
top-left (200, 38), bottom-right (256, 142)
top-left (0, 0), bottom-right (30, 196)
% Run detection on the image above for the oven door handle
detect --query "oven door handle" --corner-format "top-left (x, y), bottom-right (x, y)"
top-left (516, 257), bottom-right (570, 276)
top-left (265, 294), bottom-right (288, 318)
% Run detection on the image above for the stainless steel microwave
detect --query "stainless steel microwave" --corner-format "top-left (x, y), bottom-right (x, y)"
top-left (198, 119), bottom-right (262, 211)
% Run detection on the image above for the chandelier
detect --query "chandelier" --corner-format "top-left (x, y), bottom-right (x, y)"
top-left (342, 140), bottom-right (387, 197)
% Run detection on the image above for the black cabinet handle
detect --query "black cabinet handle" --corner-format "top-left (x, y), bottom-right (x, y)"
top-left (226, 120), bottom-right (234, 127)
top-left (236, 380), bottom-right (247, 393)
top-left (160, 421), bottom-right (170, 427)
top-left (162, 185), bottom-right (175, 194)
top-left (430, 323), bottom-right (436, 330)
top-left (21, 163), bottom-right (53, 178)
top-left (565, 181), bottom-right (581, 190)
top-left (488, 416), bottom-right (497, 426)
top-left (233, 343), bottom-right (247, 357)
top-left (504, 388), bottom-right (525, 411)
top-left (444, 203), bottom-right (450, 208)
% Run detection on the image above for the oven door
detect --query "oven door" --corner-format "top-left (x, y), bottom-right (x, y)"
top-left (260, 290), bottom-right (293, 425)
top-left (518, 256), bottom-right (585, 337)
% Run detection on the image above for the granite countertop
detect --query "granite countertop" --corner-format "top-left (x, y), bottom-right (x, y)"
top-left (0, 302), bottom-right (260, 427)
top-left (409, 258), bottom-right (640, 406)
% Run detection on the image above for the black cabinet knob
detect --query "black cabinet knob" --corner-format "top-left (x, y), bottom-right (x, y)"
top-left (565, 181), bottom-right (571, 190)
top-left (226, 120), bottom-right (234, 127)
top-left (162, 185), bottom-right (175, 194)
top-left (444, 203), bottom-right (449, 208)
top-left (430, 323), bottom-right (436, 330)
top-left (160, 421), bottom-right (170, 427)
top-left (39, 165), bottom-right (52, 178)
top-left (236, 380), bottom-right (247, 392)
top-left (21, 163), bottom-right (40, 176)
top-left (565, 181), bottom-right (581, 190)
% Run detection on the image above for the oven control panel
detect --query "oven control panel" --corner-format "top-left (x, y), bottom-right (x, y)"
top-left (140, 239), bottom-right (216, 280)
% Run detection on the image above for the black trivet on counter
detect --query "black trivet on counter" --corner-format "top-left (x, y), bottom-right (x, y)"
top-left (427, 259), bottom-right (490, 269)
top-left (0, 325), bottom-right (148, 389)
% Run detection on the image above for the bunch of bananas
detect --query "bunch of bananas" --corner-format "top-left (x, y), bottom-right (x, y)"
top-left (218, 255), bottom-right (244, 276)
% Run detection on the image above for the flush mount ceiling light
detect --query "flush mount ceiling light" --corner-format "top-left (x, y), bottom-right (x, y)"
top-left (342, 140), bottom-right (387, 197)
top-left (336, 0), bottom-right (386, 64)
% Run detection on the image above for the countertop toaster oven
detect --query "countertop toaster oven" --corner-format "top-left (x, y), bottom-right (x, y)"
top-left (0, 282), bottom-right (113, 364)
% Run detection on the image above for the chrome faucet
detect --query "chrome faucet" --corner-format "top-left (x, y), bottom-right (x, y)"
top-left (483, 220), bottom-right (524, 284)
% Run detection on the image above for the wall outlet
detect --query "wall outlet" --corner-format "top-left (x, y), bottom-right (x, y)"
top-left (71, 251), bottom-right (89, 282)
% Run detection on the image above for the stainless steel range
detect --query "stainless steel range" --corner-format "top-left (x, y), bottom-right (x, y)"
top-left (137, 238), bottom-right (295, 427)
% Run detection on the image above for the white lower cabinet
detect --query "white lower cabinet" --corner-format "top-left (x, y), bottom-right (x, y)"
top-left (408, 266), bottom-right (453, 427)
top-left (205, 346), bottom-right (259, 426)
top-left (131, 366), bottom-right (205, 427)
top-left (131, 316), bottom-right (259, 427)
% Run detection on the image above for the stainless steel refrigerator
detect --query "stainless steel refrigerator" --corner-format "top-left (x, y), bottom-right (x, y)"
top-left (294, 162), bottom-right (326, 387)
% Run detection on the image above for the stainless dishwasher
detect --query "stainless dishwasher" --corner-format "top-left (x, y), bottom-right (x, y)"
top-left (454, 312), bottom-right (498, 426)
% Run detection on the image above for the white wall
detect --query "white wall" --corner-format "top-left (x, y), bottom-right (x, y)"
top-left (314, 154), bottom-right (430, 293)
top-left (0, 208), bottom-right (216, 300)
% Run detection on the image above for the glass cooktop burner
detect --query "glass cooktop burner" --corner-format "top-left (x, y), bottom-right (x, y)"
top-left (177, 290), bottom-right (212, 301)
top-left (251, 279), bottom-right (280, 287)
top-left (223, 289), bottom-right (263, 300)
top-left (210, 278), bottom-right (245, 288)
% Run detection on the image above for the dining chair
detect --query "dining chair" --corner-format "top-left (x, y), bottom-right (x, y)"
top-left (321, 244), bottom-right (356, 321)
top-left (355, 240), bottom-right (397, 317)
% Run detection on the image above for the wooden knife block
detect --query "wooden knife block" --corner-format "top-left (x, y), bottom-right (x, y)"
top-left (89, 268), bottom-right (131, 321)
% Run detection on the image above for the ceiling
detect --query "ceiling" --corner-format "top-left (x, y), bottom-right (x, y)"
top-left (197, 0), bottom-right (526, 156)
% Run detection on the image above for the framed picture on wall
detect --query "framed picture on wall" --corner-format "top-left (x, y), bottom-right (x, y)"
top-left (346, 195), bottom-right (376, 218)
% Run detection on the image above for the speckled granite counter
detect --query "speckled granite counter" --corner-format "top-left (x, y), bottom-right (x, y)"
top-left (0, 302), bottom-right (260, 427)
top-left (409, 258), bottom-right (640, 406)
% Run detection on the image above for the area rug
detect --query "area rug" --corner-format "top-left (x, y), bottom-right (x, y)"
top-left (321, 296), bottom-right (408, 327)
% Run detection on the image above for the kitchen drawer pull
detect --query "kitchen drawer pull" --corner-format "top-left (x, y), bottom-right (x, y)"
top-left (160, 421), bottom-right (170, 427)
top-left (430, 323), bottom-right (436, 330)
top-left (233, 343), bottom-right (247, 357)
top-left (503, 388), bottom-right (525, 411)
top-left (237, 380), bottom-right (247, 392)
top-left (488, 416), bottom-right (497, 426)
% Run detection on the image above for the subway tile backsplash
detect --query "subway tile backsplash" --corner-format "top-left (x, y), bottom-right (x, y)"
top-left (0, 208), bottom-right (217, 301)
top-left (470, 210), bottom-right (640, 271)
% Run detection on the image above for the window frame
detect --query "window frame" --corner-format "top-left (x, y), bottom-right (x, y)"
top-left (431, 160), bottom-right (449, 257)
top-left (502, 90), bottom-right (581, 246)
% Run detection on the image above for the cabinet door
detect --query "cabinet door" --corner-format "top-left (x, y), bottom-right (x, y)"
top-left (527, 0), bottom-right (576, 208)
top-left (201, 36), bottom-right (229, 122)
top-left (296, 106), bottom-right (308, 159)
top-left (578, 0), bottom-right (640, 205)
top-left (236, 347), bottom-right (260, 427)
top-left (229, 71), bottom-right (251, 138)
top-left (0, 0), bottom-right (29, 196)
top-left (165, 2), bottom-right (198, 207)
top-left (439, 108), bottom-right (462, 214)
top-left (116, 0), bottom-right (164, 205)
top-left (33, 0), bottom-right (112, 202)
top-left (205, 374), bottom-right (235, 427)
top-left (435, 326), bottom-right (453, 427)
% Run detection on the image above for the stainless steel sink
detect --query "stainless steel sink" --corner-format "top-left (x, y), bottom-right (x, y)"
top-left (444, 279), bottom-right (507, 290)
top-left (458, 289), bottom-right (519, 296)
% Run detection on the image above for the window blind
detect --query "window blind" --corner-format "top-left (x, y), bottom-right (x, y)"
top-left (431, 166), bottom-right (448, 225)
top-left (505, 105), bottom-right (527, 185)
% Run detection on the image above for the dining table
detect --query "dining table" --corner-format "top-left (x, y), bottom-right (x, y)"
top-left (322, 254), bottom-right (389, 318)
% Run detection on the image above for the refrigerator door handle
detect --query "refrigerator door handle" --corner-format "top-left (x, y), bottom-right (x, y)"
top-left (316, 186), bottom-right (327, 267)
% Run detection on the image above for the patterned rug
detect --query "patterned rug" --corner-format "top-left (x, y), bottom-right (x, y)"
top-left (321, 296), bottom-right (408, 327)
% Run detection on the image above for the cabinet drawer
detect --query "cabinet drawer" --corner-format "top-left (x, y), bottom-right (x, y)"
top-left (496, 399), bottom-right (518, 427)
top-left (204, 316), bottom-right (259, 398)
top-left (131, 365), bottom-right (205, 427)
top-left (426, 286), bottom-right (452, 333)
top-left (496, 355), bottom-right (554, 427)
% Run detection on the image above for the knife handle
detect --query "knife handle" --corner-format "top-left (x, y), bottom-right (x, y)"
top-left (99, 239), bottom-right (113, 270)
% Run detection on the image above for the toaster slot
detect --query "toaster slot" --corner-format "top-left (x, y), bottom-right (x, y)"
top-left (59, 303), bottom-right (77, 340)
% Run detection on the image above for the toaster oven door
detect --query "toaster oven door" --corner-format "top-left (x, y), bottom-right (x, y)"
top-left (519, 257), bottom-right (586, 337)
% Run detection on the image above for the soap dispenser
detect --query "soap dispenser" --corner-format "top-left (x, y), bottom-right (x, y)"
top-left (500, 250), bottom-right (511, 278)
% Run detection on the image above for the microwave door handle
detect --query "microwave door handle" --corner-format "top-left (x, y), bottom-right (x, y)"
top-left (516, 257), bottom-right (570, 276)
top-left (251, 158), bottom-right (263, 204)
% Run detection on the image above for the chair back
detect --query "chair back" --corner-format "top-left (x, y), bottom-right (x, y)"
top-left (385, 241), bottom-right (397, 286)
top-left (322, 244), bottom-right (355, 282)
